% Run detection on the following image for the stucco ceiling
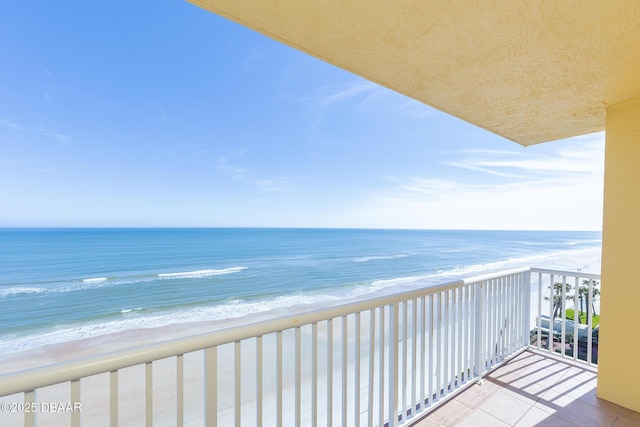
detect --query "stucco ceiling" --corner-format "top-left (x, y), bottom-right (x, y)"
top-left (188, 0), bottom-right (640, 146)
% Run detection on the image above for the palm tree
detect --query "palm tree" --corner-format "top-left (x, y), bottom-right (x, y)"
top-left (545, 281), bottom-right (573, 319)
top-left (579, 279), bottom-right (601, 322)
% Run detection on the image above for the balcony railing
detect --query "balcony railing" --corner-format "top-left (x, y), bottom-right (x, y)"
top-left (0, 267), bottom-right (600, 426)
top-left (529, 268), bottom-right (601, 366)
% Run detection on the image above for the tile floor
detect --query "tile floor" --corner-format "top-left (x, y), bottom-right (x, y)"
top-left (409, 350), bottom-right (640, 427)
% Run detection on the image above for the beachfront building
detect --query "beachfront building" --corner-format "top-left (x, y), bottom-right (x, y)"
top-left (188, 0), bottom-right (640, 415)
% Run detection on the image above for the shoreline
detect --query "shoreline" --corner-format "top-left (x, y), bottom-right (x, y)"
top-left (0, 247), bottom-right (602, 373)
top-left (0, 254), bottom-right (601, 375)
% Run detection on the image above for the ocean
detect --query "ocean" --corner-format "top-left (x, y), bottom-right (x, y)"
top-left (0, 228), bottom-right (601, 356)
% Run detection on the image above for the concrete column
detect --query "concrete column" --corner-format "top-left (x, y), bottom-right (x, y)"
top-left (597, 98), bottom-right (640, 411)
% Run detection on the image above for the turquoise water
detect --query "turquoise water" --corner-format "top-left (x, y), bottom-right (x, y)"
top-left (0, 228), bottom-right (601, 354)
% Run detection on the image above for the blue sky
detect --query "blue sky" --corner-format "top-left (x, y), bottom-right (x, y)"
top-left (0, 1), bottom-right (604, 230)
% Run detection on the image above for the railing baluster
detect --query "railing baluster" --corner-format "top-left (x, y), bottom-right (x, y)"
top-left (443, 291), bottom-right (450, 397)
top-left (177, 354), bottom-right (184, 427)
top-left (513, 274), bottom-right (519, 349)
top-left (462, 286), bottom-right (468, 383)
top-left (505, 276), bottom-right (510, 356)
top-left (354, 312), bottom-right (361, 427)
top-left (367, 309), bottom-right (375, 427)
top-left (571, 276), bottom-right (580, 361)
top-left (110, 370), bottom-right (118, 427)
top-left (378, 307), bottom-right (385, 427)
top-left (205, 347), bottom-right (217, 427)
top-left (442, 291), bottom-right (454, 396)
top-left (146, 362), bottom-right (153, 427)
top-left (487, 281), bottom-right (494, 365)
top-left (537, 272), bottom-right (542, 349)
top-left (450, 290), bottom-right (456, 389)
top-left (523, 271), bottom-right (531, 351)
top-left (312, 324), bottom-right (318, 427)
top-left (71, 379), bottom-right (81, 427)
top-left (499, 278), bottom-right (504, 357)
top-left (560, 275), bottom-right (567, 356)
top-left (587, 278), bottom-right (594, 365)
top-left (411, 298), bottom-right (417, 418)
top-left (549, 274), bottom-right (555, 354)
top-left (401, 300), bottom-right (407, 420)
top-left (503, 276), bottom-right (508, 356)
top-left (468, 284), bottom-right (473, 381)
top-left (506, 277), bottom-right (511, 357)
top-left (24, 390), bottom-right (35, 427)
top-left (296, 327), bottom-right (301, 427)
top-left (428, 294), bottom-right (434, 406)
top-left (511, 275), bottom-right (516, 351)
top-left (420, 296), bottom-right (426, 405)
top-left (327, 319), bottom-right (333, 427)
top-left (475, 282), bottom-right (485, 379)
top-left (235, 340), bottom-right (241, 427)
top-left (436, 293), bottom-right (442, 401)
top-left (457, 288), bottom-right (463, 388)
top-left (496, 278), bottom-right (503, 366)
top-left (342, 316), bottom-right (347, 427)
top-left (516, 274), bottom-right (520, 347)
top-left (256, 337), bottom-right (263, 427)
top-left (514, 274), bottom-right (520, 348)
top-left (388, 303), bottom-right (399, 427)
top-left (277, 331), bottom-right (283, 427)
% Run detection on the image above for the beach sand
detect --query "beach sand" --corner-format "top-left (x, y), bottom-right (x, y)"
top-left (0, 305), bottom-right (390, 426)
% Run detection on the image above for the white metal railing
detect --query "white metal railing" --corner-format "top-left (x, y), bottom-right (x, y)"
top-left (529, 268), bottom-right (601, 366)
top-left (0, 268), bottom-right (532, 426)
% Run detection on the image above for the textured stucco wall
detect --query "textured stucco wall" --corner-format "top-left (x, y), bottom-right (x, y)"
top-left (598, 98), bottom-right (640, 412)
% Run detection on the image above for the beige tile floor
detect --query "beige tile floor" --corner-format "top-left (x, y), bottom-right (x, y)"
top-left (409, 350), bottom-right (640, 427)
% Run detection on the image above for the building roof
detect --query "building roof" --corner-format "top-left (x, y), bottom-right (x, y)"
top-left (189, 0), bottom-right (640, 146)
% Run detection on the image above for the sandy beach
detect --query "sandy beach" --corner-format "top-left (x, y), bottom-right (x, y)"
top-left (0, 302), bottom-right (387, 426)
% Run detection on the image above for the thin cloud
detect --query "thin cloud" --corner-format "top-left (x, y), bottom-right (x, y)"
top-left (398, 178), bottom-right (462, 198)
top-left (217, 156), bottom-right (250, 178)
top-left (255, 178), bottom-right (289, 192)
top-left (52, 133), bottom-right (71, 145)
top-left (353, 175), bottom-right (603, 230)
top-left (442, 162), bottom-right (526, 179)
top-left (39, 127), bottom-right (71, 145)
top-left (0, 117), bottom-right (21, 131)
top-left (349, 137), bottom-right (605, 230)
top-left (443, 138), bottom-right (604, 178)
top-left (318, 82), bottom-right (377, 106)
top-left (217, 156), bottom-right (290, 192)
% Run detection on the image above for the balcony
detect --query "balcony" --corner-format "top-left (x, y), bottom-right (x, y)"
top-left (410, 349), bottom-right (640, 426)
top-left (0, 267), bottom-right (625, 426)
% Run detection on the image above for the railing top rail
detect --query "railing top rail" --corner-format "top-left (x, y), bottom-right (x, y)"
top-left (530, 267), bottom-right (601, 280)
top-left (0, 267), bottom-right (530, 397)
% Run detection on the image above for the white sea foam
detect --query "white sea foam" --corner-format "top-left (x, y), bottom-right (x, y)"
top-left (0, 267), bottom-right (249, 299)
top-left (82, 277), bottom-right (108, 283)
top-left (0, 293), bottom-right (341, 355)
top-left (357, 246), bottom-right (602, 297)
top-left (353, 254), bottom-right (408, 262)
top-left (0, 287), bottom-right (47, 298)
top-left (120, 307), bottom-right (145, 316)
top-left (157, 267), bottom-right (247, 279)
